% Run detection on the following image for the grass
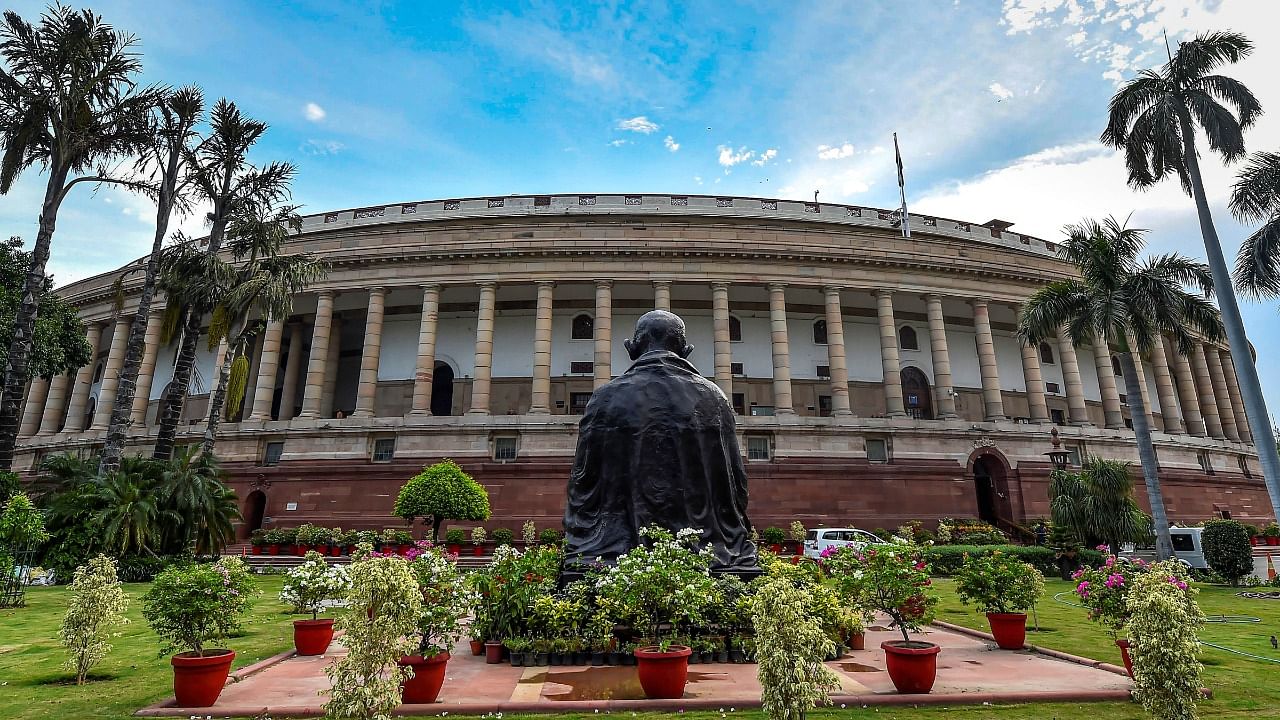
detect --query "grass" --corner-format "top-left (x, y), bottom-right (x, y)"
top-left (1, 574), bottom-right (1277, 719)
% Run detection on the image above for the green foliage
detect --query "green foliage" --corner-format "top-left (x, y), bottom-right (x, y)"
top-left (0, 470), bottom-right (20, 504)
top-left (749, 575), bottom-right (840, 720)
top-left (1050, 459), bottom-right (1152, 551)
top-left (825, 540), bottom-right (938, 645)
top-left (934, 518), bottom-right (1005, 545)
top-left (521, 519), bottom-right (537, 544)
top-left (223, 354), bottom-right (248, 420)
top-left (954, 551), bottom-right (1045, 614)
top-left (922, 544), bottom-right (1104, 577)
top-left (295, 523), bottom-right (322, 546)
top-left (470, 526), bottom-right (487, 545)
top-left (788, 520), bottom-right (806, 543)
top-left (406, 545), bottom-right (474, 657)
top-left (538, 527), bottom-right (561, 545)
top-left (1073, 554), bottom-right (1149, 638)
top-left (1201, 520), bottom-right (1253, 586)
top-left (0, 491), bottom-right (49, 546)
top-left (443, 528), bottom-right (466, 545)
top-left (468, 544), bottom-right (560, 642)
top-left (761, 526), bottom-right (786, 545)
top-left (141, 557), bottom-right (256, 656)
top-left (491, 527), bottom-right (514, 546)
top-left (393, 460), bottom-right (490, 541)
top-left (1127, 561), bottom-right (1204, 720)
top-left (59, 555), bottom-right (129, 684)
top-left (594, 526), bottom-right (718, 647)
top-left (0, 237), bottom-right (92, 378)
top-left (280, 552), bottom-right (350, 620)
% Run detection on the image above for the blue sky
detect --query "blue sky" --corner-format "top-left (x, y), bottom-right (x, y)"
top-left (3, 0), bottom-right (1280, 413)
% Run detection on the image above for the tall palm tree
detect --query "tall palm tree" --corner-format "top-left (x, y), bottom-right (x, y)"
top-left (89, 463), bottom-right (176, 556)
top-left (151, 100), bottom-right (293, 460)
top-left (159, 446), bottom-right (239, 554)
top-left (1020, 217), bottom-right (1223, 559)
top-left (0, 6), bottom-right (160, 469)
top-left (99, 86), bottom-right (205, 475)
top-left (1230, 151), bottom-right (1280, 298)
top-left (1050, 456), bottom-right (1153, 554)
top-left (1102, 30), bottom-right (1280, 522)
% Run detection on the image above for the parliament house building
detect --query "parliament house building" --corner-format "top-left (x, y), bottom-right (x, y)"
top-left (11, 193), bottom-right (1270, 538)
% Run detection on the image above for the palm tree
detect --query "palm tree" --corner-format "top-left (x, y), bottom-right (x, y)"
top-left (89, 463), bottom-right (176, 556)
top-left (0, 6), bottom-right (160, 469)
top-left (1230, 151), bottom-right (1280, 298)
top-left (159, 446), bottom-right (239, 554)
top-left (1102, 30), bottom-right (1280, 522)
top-left (100, 86), bottom-right (205, 475)
top-left (151, 100), bottom-right (293, 460)
top-left (1019, 217), bottom-right (1223, 560)
top-left (1050, 456), bottom-right (1153, 554)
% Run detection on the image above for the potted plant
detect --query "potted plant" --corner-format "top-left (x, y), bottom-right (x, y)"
top-left (1243, 524), bottom-right (1260, 547)
top-left (249, 529), bottom-right (266, 555)
top-left (294, 524), bottom-right (320, 555)
top-left (354, 529), bottom-right (378, 553)
top-left (595, 526), bottom-right (717, 699)
top-left (280, 551), bottom-right (350, 656)
top-left (492, 527), bottom-right (514, 546)
top-left (314, 526), bottom-right (336, 556)
top-left (521, 520), bottom-right (538, 545)
top-left (470, 526), bottom-right (487, 556)
top-left (263, 528), bottom-right (285, 555)
top-left (790, 520), bottom-right (807, 555)
top-left (1265, 522), bottom-right (1280, 546)
top-left (399, 544), bottom-right (473, 704)
top-left (506, 636), bottom-right (530, 667)
top-left (825, 542), bottom-right (939, 693)
top-left (444, 528), bottom-right (466, 554)
top-left (539, 527), bottom-right (562, 546)
top-left (141, 558), bottom-right (255, 707)
top-left (1073, 554), bottom-right (1149, 677)
top-left (954, 551), bottom-right (1044, 649)
top-left (761, 526), bottom-right (787, 553)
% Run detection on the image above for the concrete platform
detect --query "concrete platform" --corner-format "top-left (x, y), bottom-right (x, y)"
top-left (136, 620), bottom-right (1132, 717)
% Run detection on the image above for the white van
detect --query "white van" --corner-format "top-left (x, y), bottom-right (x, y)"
top-left (804, 527), bottom-right (887, 559)
top-left (1169, 527), bottom-right (1208, 570)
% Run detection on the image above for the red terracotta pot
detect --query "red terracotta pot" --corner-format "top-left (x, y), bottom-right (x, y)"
top-left (635, 645), bottom-right (692, 699)
top-left (1251, 537), bottom-right (1261, 546)
top-left (986, 612), bottom-right (1027, 650)
top-left (294, 544), bottom-right (307, 556)
top-left (251, 546), bottom-right (262, 555)
top-left (293, 619), bottom-right (335, 656)
top-left (473, 545), bottom-right (485, 556)
top-left (849, 632), bottom-right (865, 651)
top-left (770, 544), bottom-right (783, 553)
top-left (267, 544), bottom-right (280, 555)
top-left (1116, 639), bottom-right (1134, 678)
top-left (881, 641), bottom-right (940, 694)
top-left (399, 652), bottom-right (450, 704)
top-left (171, 649), bottom-right (235, 708)
top-left (469, 639), bottom-right (485, 656)
top-left (399, 544), bottom-right (413, 555)
top-left (485, 641), bottom-right (504, 664)
top-left (1268, 537), bottom-right (1280, 546)
top-left (448, 544), bottom-right (462, 554)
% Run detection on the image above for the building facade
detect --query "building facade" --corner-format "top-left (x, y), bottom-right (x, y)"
top-left (11, 193), bottom-right (1270, 538)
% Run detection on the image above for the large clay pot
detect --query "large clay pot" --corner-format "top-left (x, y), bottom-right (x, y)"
top-left (448, 544), bottom-right (462, 554)
top-left (485, 641), bottom-right (504, 664)
top-left (294, 544), bottom-right (307, 557)
top-left (267, 544), bottom-right (280, 555)
top-left (251, 546), bottom-right (262, 555)
top-left (849, 632), bottom-right (865, 651)
top-left (881, 641), bottom-right (940, 694)
top-left (1116, 639), bottom-right (1134, 678)
top-left (473, 545), bottom-right (485, 557)
top-left (171, 649), bottom-right (235, 707)
top-left (635, 645), bottom-right (692, 699)
top-left (1268, 537), bottom-right (1280, 546)
top-left (469, 639), bottom-right (485, 656)
top-left (986, 612), bottom-right (1028, 650)
top-left (293, 619), bottom-right (335, 656)
top-left (398, 653), bottom-right (450, 704)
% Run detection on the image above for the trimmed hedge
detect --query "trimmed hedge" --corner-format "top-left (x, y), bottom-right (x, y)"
top-left (1202, 519), bottom-right (1253, 585)
top-left (923, 544), bottom-right (1105, 577)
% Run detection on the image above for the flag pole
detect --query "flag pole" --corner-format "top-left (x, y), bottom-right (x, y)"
top-left (894, 132), bottom-right (912, 239)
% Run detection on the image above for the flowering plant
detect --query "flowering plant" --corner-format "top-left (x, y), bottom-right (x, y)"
top-left (954, 551), bottom-right (1044, 614)
top-left (1126, 560), bottom-right (1203, 720)
top-left (142, 557), bottom-right (255, 656)
top-left (280, 551), bottom-right (350, 620)
top-left (406, 543), bottom-right (474, 657)
top-left (1071, 553), bottom-right (1147, 638)
top-left (823, 540), bottom-right (937, 645)
top-left (470, 526), bottom-right (487, 545)
top-left (468, 544), bottom-right (560, 641)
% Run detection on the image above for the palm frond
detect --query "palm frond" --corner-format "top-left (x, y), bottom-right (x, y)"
top-left (1189, 74), bottom-right (1262, 131)
top-left (1171, 31), bottom-right (1253, 83)
top-left (1233, 218), bottom-right (1280, 298)
top-left (1229, 151), bottom-right (1280, 224)
top-left (1183, 89), bottom-right (1247, 162)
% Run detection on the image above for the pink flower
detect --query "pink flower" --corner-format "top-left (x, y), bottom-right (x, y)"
top-left (914, 561), bottom-right (927, 571)
top-left (1167, 577), bottom-right (1188, 591)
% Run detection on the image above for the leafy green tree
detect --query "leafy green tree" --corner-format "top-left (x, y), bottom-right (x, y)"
top-left (1049, 457), bottom-right (1152, 554)
top-left (1020, 217), bottom-right (1221, 559)
top-left (750, 574), bottom-right (840, 720)
top-left (1103, 30), bottom-right (1280, 522)
top-left (0, 237), bottom-right (91, 380)
top-left (394, 460), bottom-right (491, 543)
top-left (0, 490), bottom-right (49, 547)
top-left (1201, 519), bottom-right (1253, 586)
top-left (0, 6), bottom-right (160, 469)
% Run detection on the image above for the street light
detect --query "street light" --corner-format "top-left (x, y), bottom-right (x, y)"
top-left (1044, 427), bottom-right (1072, 470)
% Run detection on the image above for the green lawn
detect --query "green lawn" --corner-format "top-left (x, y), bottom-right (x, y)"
top-left (1, 575), bottom-right (1277, 719)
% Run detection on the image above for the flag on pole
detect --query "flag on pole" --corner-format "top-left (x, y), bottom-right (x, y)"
top-left (893, 132), bottom-right (911, 239)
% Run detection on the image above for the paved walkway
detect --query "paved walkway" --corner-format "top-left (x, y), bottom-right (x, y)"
top-left (137, 621), bottom-right (1132, 716)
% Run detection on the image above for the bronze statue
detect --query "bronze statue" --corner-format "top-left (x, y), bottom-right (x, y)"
top-left (562, 310), bottom-right (759, 577)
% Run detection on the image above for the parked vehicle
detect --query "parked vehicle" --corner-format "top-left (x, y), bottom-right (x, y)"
top-left (803, 527), bottom-right (887, 559)
top-left (1168, 527), bottom-right (1208, 570)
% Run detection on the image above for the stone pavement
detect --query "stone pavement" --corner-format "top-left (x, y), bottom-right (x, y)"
top-left (137, 621), bottom-right (1132, 717)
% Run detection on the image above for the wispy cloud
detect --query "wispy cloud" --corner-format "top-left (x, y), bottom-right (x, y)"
top-left (817, 143), bottom-right (854, 160)
top-left (617, 116), bottom-right (660, 134)
top-left (664, 135), bottom-right (680, 152)
top-left (301, 139), bottom-right (345, 156)
top-left (751, 149), bottom-right (778, 167)
top-left (988, 82), bottom-right (1014, 101)
top-left (609, 139), bottom-right (631, 147)
top-left (718, 145), bottom-right (754, 167)
top-left (304, 102), bottom-right (326, 122)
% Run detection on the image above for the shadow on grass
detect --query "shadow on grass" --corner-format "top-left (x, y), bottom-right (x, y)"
top-left (32, 672), bottom-right (119, 686)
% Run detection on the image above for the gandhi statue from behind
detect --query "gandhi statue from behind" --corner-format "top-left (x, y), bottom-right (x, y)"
top-left (562, 310), bottom-right (759, 576)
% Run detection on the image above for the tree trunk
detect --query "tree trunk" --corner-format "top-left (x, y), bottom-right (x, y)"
top-left (1177, 107), bottom-right (1280, 523)
top-left (1118, 350), bottom-right (1173, 560)
top-left (152, 309), bottom-right (200, 460)
top-left (432, 516), bottom-right (443, 545)
top-left (0, 166), bottom-right (68, 470)
top-left (202, 322), bottom-right (249, 455)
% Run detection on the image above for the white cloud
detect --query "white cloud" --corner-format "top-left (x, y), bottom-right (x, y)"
top-left (817, 143), bottom-right (854, 160)
top-left (988, 82), bottom-right (1015, 100)
top-left (302, 139), bottom-right (345, 156)
top-left (717, 145), bottom-right (754, 167)
top-left (751, 149), bottom-right (778, 167)
top-left (664, 135), bottom-right (680, 152)
top-left (303, 102), bottom-right (326, 122)
top-left (616, 116), bottom-right (659, 134)
top-left (609, 139), bottom-right (631, 147)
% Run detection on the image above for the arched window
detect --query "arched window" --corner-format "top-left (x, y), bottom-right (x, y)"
top-left (92, 361), bottom-right (105, 384)
top-left (899, 326), bottom-right (919, 351)
top-left (728, 315), bottom-right (742, 342)
top-left (1039, 342), bottom-right (1055, 364)
top-left (571, 314), bottom-right (594, 340)
top-left (812, 319), bottom-right (828, 345)
top-left (1111, 355), bottom-right (1122, 377)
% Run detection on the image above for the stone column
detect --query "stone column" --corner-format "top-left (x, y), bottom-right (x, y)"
top-left (824, 286), bottom-right (853, 417)
top-left (1167, 337), bottom-right (1205, 436)
top-left (1091, 341), bottom-right (1124, 429)
top-left (767, 283), bottom-right (796, 415)
top-left (875, 290), bottom-right (906, 418)
top-left (409, 285), bottom-right (441, 415)
top-left (593, 280), bottom-right (613, 390)
top-left (1018, 334), bottom-right (1050, 423)
top-left (248, 319), bottom-right (285, 421)
top-left (321, 317), bottom-right (342, 418)
top-left (91, 317), bottom-right (132, 430)
top-left (1220, 349), bottom-right (1252, 443)
top-left (971, 299), bottom-right (1005, 421)
top-left (711, 283), bottom-right (733, 399)
top-left (352, 288), bottom-right (387, 419)
top-left (1148, 334), bottom-right (1184, 434)
top-left (1125, 333), bottom-right (1155, 430)
top-left (18, 377), bottom-right (49, 438)
top-left (468, 282), bottom-right (497, 415)
top-left (242, 328), bottom-right (265, 414)
top-left (1204, 344), bottom-right (1240, 442)
top-left (38, 373), bottom-right (70, 435)
top-left (278, 321), bottom-right (305, 421)
top-left (530, 281), bottom-right (554, 414)
top-left (1189, 343), bottom-right (1224, 439)
top-left (653, 280), bottom-right (672, 312)
top-left (1057, 332), bottom-right (1091, 426)
top-left (298, 291), bottom-right (334, 419)
top-left (925, 295), bottom-right (958, 419)
top-left (129, 310), bottom-right (164, 426)
top-left (64, 322), bottom-right (105, 432)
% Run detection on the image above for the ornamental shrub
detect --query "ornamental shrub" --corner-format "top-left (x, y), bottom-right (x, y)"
top-left (0, 470), bottom-right (19, 504)
top-left (468, 544), bottom-right (560, 642)
top-left (1201, 520), bottom-right (1253, 586)
top-left (142, 557), bottom-right (256, 656)
top-left (0, 491), bottom-right (49, 547)
top-left (824, 540), bottom-right (937, 645)
top-left (922, 544), bottom-right (1104, 577)
top-left (406, 544), bottom-right (474, 657)
top-left (59, 555), bottom-right (129, 684)
top-left (444, 528), bottom-right (466, 545)
top-left (761, 526), bottom-right (787, 545)
top-left (470, 526), bottom-right (487, 545)
top-left (491, 527), bottom-right (514, 546)
top-left (954, 551), bottom-right (1044, 614)
top-left (1072, 554), bottom-right (1148, 639)
top-left (789, 521), bottom-right (807, 543)
top-left (393, 460), bottom-right (490, 543)
top-left (1127, 561), bottom-right (1204, 720)
top-left (521, 519), bottom-right (537, 544)
top-left (295, 523), bottom-right (322, 546)
top-left (750, 575), bottom-right (840, 720)
top-left (538, 527), bottom-right (561, 545)
top-left (280, 551), bottom-right (350, 620)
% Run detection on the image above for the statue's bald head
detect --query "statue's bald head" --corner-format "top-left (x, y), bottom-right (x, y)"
top-left (625, 310), bottom-right (694, 360)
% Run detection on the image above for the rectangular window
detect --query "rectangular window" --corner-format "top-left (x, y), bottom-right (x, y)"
top-left (732, 393), bottom-right (746, 415)
top-left (570, 392), bottom-right (592, 414)
top-left (731, 362), bottom-right (745, 376)
top-left (746, 435), bottom-right (771, 461)
top-left (750, 405), bottom-right (776, 416)
top-left (1118, 393), bottom-right (1128, 405)
top-left (1197, 450), bottom-right (1214, 475)
top-left (570, 361), bottom-right (593, 374)
top-left (263, 441), bottom-right (284, 466)
top-left (1170, 532), bottom-right (1195, 552)
top-left (866, 438), bottom-right (889, 463)
top-left (1066, 445), bottom-right (1083, 467)
top-left (1046, 382), bottom-right (1061, 394)
top-left (1050, 408), bottom-right (1065, 425)
top-left (493, 436), bottom-right (518, 461)
top-left (816, 365), bottom-right (831, 378)
top-left (818, 395), bottom-right (832, 417)
top-left (534, 196), bottom-right (551, 207)
top-left (371, 438), bottom-right (395, 462)
top-left (1239, 456), bottom-right (1252, 477)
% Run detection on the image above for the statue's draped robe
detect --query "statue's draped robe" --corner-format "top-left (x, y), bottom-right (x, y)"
top-left (563, 350), bottom-right (758, 572)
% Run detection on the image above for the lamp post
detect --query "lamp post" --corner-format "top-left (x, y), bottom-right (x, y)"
top-left (1044, 427), bottom-right (1071, 471)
